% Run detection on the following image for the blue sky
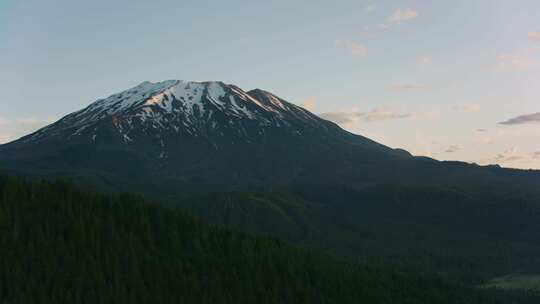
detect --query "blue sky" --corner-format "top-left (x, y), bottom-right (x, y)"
top-left (1, 0), bottom-right (540, 168)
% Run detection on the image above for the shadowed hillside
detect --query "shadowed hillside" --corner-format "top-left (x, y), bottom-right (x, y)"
top-left (4, 176), bottom-right (529, 303)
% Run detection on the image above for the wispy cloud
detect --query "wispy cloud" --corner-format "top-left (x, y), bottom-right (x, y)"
top-left (320, 106), bottom-right (439, 127)
top-left (335, 40), bottom-right (368, 56)
top-left (482, 148), bottom-right (540, 168)
top-left (363, 106), bottom-right (414, 122)
top-left (387, 9), bottom-right (418, 23)
top-left (361, 8), bottom-right (419, 34)
top-left (499, 112), bottom-right (540, 125)
top-left (319, 111), bottom-right (364, 125)
top-left (445, 145), bottom-right (462, 153)
top-left (528, 31), bottom-right (540, 41)
top-left (497, 155), bottom-right (524, 162)
top-left (494, 147), bottom-right (524, 163)
top-left (495, 51), bottom-right (537, 69)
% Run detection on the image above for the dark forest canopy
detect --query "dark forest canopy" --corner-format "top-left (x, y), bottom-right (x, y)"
top-left (0, 175), bottom-right (524, 304)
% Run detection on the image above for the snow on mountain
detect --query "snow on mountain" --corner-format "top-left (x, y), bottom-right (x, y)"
top-left (21, 80), bottom-right (324, 145)
top-left (0, 79), bottom-right (416, 192)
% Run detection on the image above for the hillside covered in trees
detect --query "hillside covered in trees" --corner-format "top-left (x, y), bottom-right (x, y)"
top-left (176, 185), bottom-right (540, 285)
top-left (0, 175), bottom-right (520, 304)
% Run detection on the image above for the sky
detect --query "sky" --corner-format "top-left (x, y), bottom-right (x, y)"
top-left (1, 0), bottom-right (540, 169)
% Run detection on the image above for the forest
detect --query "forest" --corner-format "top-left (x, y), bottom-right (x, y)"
top-left (1, 175), bottom-right (531, 303)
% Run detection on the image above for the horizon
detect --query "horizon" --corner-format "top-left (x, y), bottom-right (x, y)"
top-left (1, 0), bottom-right (539, 169)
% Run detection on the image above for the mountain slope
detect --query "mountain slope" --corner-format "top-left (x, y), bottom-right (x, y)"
top-left (0, 80), bottom-right (410, 194)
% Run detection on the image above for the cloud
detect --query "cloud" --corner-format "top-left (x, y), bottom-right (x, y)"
top-left (301, 98), bottom-right (317, 111)
top-left (319, 106), bottom-right (439, 127)
top-left (445, 145), bottom-right (462, 153)
top-left (500, 155), bottom-right (524, 162)
top-left (389, 84), bottom-right (428, 91)
top-left (387, 9), bottom-right (418, 23)
top-left (495, 52), bottom-right (537, 69)
top-left (493, 150), bottom-right (540, 165)
top-left (491, 147), bottom-right (540, 164)
top-left (0, 117), bottom-right (53, 144)
top-left (319, 111), bottom-right (364, 125)
top-left (494, 147), bottom-right (524, 162)
top-left (499, 112), bottom-right (540, 125)
top-left (453, 104), bottom-right (481, 113)
top-left (335, 40), bottom-right (368, 56)
top-left (363, 106), bottom-right (414, 121)
top-left (360, 8), bottom-right (419, 34)
top-left (418, 56), bottom-right (433, 65)
top-left (528, 31), bottom-right (540, 41)
top-left (481, 148), bottom-right (540, 168)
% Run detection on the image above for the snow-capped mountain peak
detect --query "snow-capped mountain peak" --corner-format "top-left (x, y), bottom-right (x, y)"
top-left (0, 79), bottom-right (407, 191)
top-left (22, 80), bottom-right (324, 145)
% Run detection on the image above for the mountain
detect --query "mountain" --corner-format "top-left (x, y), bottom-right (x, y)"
top-left (2, 80), bottom-right (540, 289)
top-left (0, 80), bottom-right (410, 195)
top-left (3, 80), bottom-right (539, 196)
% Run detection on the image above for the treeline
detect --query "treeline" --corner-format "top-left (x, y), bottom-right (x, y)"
top-left (0, 176), bottom-right (500, 304)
